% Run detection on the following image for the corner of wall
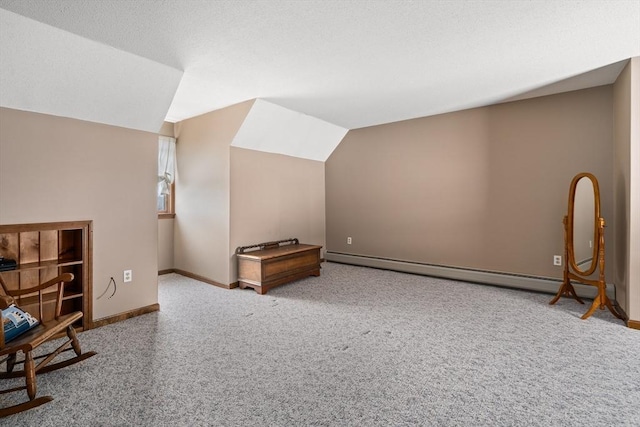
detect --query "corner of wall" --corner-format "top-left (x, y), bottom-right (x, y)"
top-left (173, 101), bottom-right (255, 285)
top-left (612, 56), bottom-right (640, 322)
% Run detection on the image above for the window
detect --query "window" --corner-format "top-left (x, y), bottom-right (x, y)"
top-left (158, 136), bottom-right (176, 217)
top-left (157, 182), bottom-right (174, 215)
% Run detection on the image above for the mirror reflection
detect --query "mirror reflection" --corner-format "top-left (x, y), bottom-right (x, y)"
top-left (572, 177), bottom-right (595, 273)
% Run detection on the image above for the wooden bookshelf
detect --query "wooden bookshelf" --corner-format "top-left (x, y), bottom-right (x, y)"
top-left (0, 221), bottom-right (93, 330)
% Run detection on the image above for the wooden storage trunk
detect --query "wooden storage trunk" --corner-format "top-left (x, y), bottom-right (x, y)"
top-left (236, 243), bottom-right (321, 294)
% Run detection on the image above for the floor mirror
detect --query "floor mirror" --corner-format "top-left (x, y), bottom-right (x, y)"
top-left (549, 172), bottom-right (624, 320)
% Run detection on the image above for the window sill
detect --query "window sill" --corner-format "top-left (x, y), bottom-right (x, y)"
top-left (158, 213), bottom-right (175, 219)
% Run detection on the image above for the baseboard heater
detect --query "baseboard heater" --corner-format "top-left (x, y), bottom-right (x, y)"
top-left (325, 251), bottom-right (615, 300)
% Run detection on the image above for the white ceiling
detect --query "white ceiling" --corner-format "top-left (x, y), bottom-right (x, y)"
top-left (0, 0), bottom-right (639, 133)
top-left (231, 99), bottom-right (348, 162)
top-left (0, 8), bottom-right (182, 132)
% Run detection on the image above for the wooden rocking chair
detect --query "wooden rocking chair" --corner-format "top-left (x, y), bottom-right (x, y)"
top-left (0, 273), bottom-right (96, 417)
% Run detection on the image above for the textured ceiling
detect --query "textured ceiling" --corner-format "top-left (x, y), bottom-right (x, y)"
top-left (0, 9), bottom-right (182, 132)
top-left (231, 100), bottom-right (348, 162)
top-left (0, 0), bottom-right (639, 132)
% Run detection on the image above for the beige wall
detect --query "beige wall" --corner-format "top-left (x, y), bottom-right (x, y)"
top-left (326, 86), bottom-right (614, 280)
top-left (173, 101), bottom-right (254, 285)
top-left (230, 147), bottom-right (326, 280)
top-left (614, 61), bottom-right (632, 313)
top-left (613, 57), bottom-right (640, 322)
top-left (0, 107), bottom-right (158, 320)
top-left (631, 57), bottom-right (640, 323)
top-left (159, 121), bottom-right (175, 138)
top-left (158, 218), bottom-right (174, 271)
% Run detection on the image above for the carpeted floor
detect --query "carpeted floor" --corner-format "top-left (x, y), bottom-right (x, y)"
top-left (2, 262), bottom-right (639, 426)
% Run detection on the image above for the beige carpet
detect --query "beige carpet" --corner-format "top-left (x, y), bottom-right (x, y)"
top-left (2, 262), bottom-right (639, 426)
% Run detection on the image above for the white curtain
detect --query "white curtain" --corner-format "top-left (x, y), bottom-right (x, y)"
top-left (158, 136), bottom-right (176, 196)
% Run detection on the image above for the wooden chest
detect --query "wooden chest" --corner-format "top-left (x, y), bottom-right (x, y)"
top-left (236, 243), bottom-right (321, 294)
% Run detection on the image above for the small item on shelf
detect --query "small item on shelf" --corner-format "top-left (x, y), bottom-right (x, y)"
top-left (0, 257), bottom-right (17, 272)
top-left (2, 304), bottom-right (39, 342)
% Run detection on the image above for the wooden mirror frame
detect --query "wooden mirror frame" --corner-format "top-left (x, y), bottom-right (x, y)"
top-left (550, 172), bottom-right (624, 320)
top-left (566, 173), bottom-right (599, 276)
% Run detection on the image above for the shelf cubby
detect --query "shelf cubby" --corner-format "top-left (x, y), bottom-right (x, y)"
top-left (0, 221), bottom-right (93, 330)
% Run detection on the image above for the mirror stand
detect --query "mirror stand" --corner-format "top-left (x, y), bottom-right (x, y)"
top-left (550, 217), bottom-right (623, 320)
top-left (549, 215), bottom-right (586, 306)
top-left (549, 172), bottom-right (624, 321)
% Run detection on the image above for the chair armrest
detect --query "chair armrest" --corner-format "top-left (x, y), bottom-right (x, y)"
top-left (0, 294), bottom-right (15, 309)
top-left (1, 273), bottom-right (74, 320)
top-left (3, 273), bottom-right (74, 297)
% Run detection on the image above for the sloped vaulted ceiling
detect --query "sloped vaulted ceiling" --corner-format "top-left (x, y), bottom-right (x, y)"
top-left (232, 100), bottom-right (348, 162)
top-left (0, 1), bottom-right (639, 139)
top-left (0, 9), bottom-right (182, 133)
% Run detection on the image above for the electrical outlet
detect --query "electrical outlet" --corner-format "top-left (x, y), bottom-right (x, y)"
top-left (553, 255), bottom-right (562, 266)
top-left (347, 237), bottom-right (352, 245)
top-left (123, 270), bottom-right (132, 283)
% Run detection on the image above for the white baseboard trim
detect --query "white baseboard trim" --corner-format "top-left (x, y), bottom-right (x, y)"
top-left (325, 252), bottom-right (615, 300)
